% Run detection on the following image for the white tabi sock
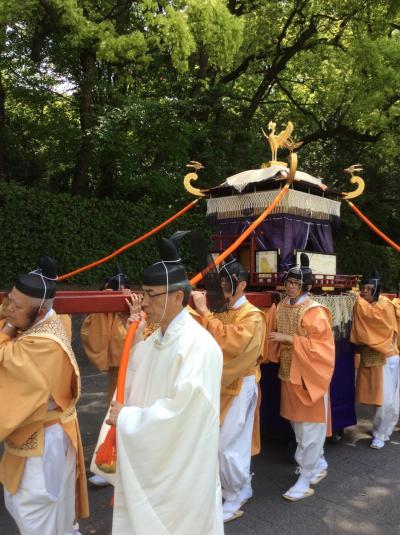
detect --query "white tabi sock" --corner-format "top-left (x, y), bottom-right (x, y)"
top-left (310, 457), bottom-right (328, 485)
top-left (283, 473), bottom-right (315, 501)
top-left (223, 500), bottom-right (243, 522)
top-left (290, 474), bottom-right (311, 493)
top-left (313, 456), bottom-right (328, 474)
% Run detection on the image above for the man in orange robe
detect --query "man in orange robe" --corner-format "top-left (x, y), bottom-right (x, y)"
top-left (81, 268), bottom-right (129, 404)
top-left (350, 273), bottom-right (399, 449)
top-left (392, 290), bottom-right (400, 359)
top-left (192, 257), bottom-right (266, 523)
top-left (81, 267), bottom-right (129, 487)
top-left (0, 257), bottom-right (88, 535)
top-left (267, 254), bottom-right (335, 501)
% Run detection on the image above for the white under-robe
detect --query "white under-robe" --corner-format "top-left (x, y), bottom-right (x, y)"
top-left (112, 308), bottom-right (224, 535)
top-left (219, 374), bottom-right (258, 505)
top-left (4, 423), bottom-right (76, 535)
top-left (291, 393), bottom-right (329, 478)
top-left (373, 354), bottom-right (399, 441)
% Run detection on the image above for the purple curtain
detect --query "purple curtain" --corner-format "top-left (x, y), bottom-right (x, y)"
top-left (213, 213), bottom-right (334, 270)
top-left (260, 339), bottom-right (356, 436)
top-left (308, 221), bottom-right (334, 254)
top-left (329, 339), bottom-right (356, 430)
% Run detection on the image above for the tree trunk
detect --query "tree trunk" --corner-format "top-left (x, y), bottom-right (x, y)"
top-left (72, 47), bottom-right (96, 194)
top-left (0, 70), bottom-right (7, 181)
top-left (98, 161), bottom-right (114, 198)
top-left (0, 24), bottom-right (7, 181)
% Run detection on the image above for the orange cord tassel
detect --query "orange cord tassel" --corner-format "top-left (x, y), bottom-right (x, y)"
top-left (95, 320), bottom-right (139, 472)
top-left (95, 426), bottom-right (117, 473)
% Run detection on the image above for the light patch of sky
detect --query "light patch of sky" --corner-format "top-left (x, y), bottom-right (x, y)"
top-left (38, 60), bottom-right (76, 94)
top-left (54, 79), bottom-right (76, 95)
top-left (5, 24), bottom-right (76, 96)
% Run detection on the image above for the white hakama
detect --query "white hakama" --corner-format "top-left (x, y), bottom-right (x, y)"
top-left (4, 423), bottom-right (76, 535)
top-left (219, 374), bottom-right (258, 505)
top-left (373, 355), bottom-right (400, 441)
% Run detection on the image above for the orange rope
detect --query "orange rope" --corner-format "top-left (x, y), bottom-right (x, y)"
top-left (190, 184), bottom-right (290, 285)
top-left (346, 200), bottom-right (400, 253)
top-left (58, 199), bottom-right (199, 281)
top-left (116, 320), bottom-right (139, 403)
top-left (95, 319), bottom-right (139, 472)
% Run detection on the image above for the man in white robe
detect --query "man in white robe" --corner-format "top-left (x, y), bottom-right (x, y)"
top-left (106, 237), bottom-right (224, 535)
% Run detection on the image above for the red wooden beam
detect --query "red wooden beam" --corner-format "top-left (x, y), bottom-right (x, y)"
top-left (53, 292), bottom-right (131, 314)
top-left (245, 292), bottom-right (277, 309)
top-left (0, 290), bottom-right (278, 314)
top-left (0, 291), bottom-right (131, 315)
top-left (2, 289), bottom-right (393, 316)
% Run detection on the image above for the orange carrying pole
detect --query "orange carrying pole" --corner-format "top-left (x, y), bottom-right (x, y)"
top-left (347, 201), bottom-right (400, 253)
top-left (190, 184), bottom-right (290, 285)
top-left (95, 320), bottom-right (139, 473)
top-left (58, 199), bottom-right (199, 281)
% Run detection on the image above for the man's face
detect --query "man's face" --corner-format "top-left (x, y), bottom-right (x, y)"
top-left (285, 276), bottom-right (303, 299)
top-left (360, 283), bottom-right (376, 303)
top-left (219, 276), bottom-right (234, 300)
top-left (141, 285), bottom-right (181, 323)
top-left (7, 287), bottom-right (39, 330)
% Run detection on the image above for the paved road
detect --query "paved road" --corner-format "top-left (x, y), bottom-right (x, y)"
top-left (1, 321), bottom-right (400, 534)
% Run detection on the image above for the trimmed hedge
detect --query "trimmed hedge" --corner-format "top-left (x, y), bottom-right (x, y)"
top-left (0, 182), bottom-right (209, 288)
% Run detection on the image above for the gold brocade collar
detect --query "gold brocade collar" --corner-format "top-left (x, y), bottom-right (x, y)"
top-left (280, 294), bottom-right (312, 308)
top-left (18, 313), bottom-right (80, 397)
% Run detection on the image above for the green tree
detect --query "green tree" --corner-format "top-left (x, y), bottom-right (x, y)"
top-left (0, 0), bottom-right (398, 284)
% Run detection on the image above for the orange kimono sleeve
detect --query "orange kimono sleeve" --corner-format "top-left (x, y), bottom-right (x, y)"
top-left (289, 306), bottom-right (335, 406)
top-left (202, 311), bottom-right (266, 387)
top-left (0, 318), bottom-right (10, 344)
top-left (0, 332), bottom-right (11, 346)
top-left (263, 304), bottom-right (280, 363)
top-left (392, 298), bottom-right (400, 352)
top-left (81, 313), bottom-right (112, 371)
top-left (350, 295), bottom-right (397, 356)
top-left (0, 338), bottom-right (51, 441)
top-left (108, 315), bottom-right (127, 367)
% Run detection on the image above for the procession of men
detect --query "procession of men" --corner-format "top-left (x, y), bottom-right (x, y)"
top-left (0, 244), bottom-right (399, 534)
